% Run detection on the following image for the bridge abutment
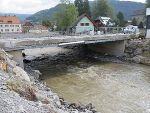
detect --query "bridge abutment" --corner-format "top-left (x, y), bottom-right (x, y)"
top-left (7, 50), bottom-right (24, 69)
top-left (88, 40), bottom-right (126, 57)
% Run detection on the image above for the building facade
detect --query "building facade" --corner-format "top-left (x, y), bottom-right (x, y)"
top-left (69, 14), bottom-right (95, 34)
top-left (0, 16), bottom-right (22, 33)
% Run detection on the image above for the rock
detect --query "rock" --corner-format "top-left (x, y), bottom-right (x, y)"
top-left (13, 66), bottom-right (30, 82)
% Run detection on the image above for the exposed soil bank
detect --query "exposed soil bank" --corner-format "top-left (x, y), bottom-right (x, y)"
top-left (0, 49), bottom-right (98, 113)
top-left (124, 39), bottom-right (150, 65)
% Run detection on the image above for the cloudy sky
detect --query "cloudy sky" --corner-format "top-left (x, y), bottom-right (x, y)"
top-left (0, 0), bottom-right (145, 14)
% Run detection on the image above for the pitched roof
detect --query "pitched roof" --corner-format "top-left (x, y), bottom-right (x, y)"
top-left (95, 16), bottom-right (111, 25)
top-left (0, 15), bottom-right (21, 24)
top-left (70, 14), bottom-right (96, 28)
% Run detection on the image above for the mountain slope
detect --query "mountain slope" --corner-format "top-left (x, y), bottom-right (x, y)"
top-left (27, 0), bottom-right (145, 22)
top-left (26, 4), bottom-right (63, 22)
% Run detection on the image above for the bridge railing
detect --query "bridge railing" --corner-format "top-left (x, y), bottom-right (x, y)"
top-left (96, 27), bottom-right (125, 35)
top-left (67, 27), bottom-right (126, 36)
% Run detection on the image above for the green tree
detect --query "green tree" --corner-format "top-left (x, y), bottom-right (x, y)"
top-left (92, 0), bottom-right (113, 19)
top-left (117, 11), bottom-right (126, 27)
top-left (83, 0), bottom-right (91, 16)
top-left (42, 20), bottom-right (52, 28)
top-left (131, 18), bottom-right (137, 26)
top-left (138, 21), bottom-right (144, 28)
top-left (146, 0), bottom-right (150, 8)
top-left (75, 0), bottom-right (91, 16)
top-left (55, 2), bottom-right (78, 31)
top-left (75, 0), bottom-right (84, 16)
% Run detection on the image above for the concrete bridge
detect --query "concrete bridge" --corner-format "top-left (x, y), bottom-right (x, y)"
top-left (0, 34), bottom-right (131, 68)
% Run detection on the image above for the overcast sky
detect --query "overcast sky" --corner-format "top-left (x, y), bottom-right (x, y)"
top-left (0, 0), bottom-right (146, 14)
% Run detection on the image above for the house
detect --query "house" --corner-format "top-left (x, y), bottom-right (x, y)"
top-left (29, 24), bottom-right (49, 33)
top-left (131, 9), bottom-right (145, 24)
top-left (22, 21), bottom-right (34, 31)
top-left (0, 15), bottom-right (22, 33)
top-left (94, 16), bottom-right (114, 27)
top-left (146, 8), bottom-right (150, 38)
top-left (69, 14), bottom-right (95, 34)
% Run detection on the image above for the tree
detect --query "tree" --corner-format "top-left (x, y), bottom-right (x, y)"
top-left (75, 0), bottom-right (84, 16)
top-left (42, 20), bottom-right (52, 28)
top-left (92, 0), bottom-right (113, 19)
top-left (55, 2), bottom-right (78, 31)
top-left (83, 0), bottom-right (91, 16)
top-left (131, 18), bottom-right (137, 26)
top-left (117, 11), bottom-right (126, 27)
top-left (146, 0), bottom-right (150, 8)
top-left (74, 0), bottom-right (91, 16)
top-left (138, 21), bottom-right (144, 28)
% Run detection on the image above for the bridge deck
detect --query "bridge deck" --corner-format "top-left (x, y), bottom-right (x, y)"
top-left (0, 34), bottom-right (130, 51)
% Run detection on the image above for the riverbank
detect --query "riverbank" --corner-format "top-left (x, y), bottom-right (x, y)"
top-left (125, 39), bottom-right (150, 66)
top-left (0, 49), bottom-right (97, 113)
top-left (25, 49), bottom-right (150, 113)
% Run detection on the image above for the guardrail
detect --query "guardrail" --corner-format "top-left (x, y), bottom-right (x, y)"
top-left (67, 27), bottom-right (126, 36)
top-left (96, 27), bottom-right (125, 34)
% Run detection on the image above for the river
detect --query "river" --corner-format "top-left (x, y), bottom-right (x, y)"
top-left (25, 47), bottom-right (150, 113)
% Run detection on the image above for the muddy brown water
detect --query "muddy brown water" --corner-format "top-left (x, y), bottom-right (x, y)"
top-left (37, 60), bottom-right (150, 113)
top-left (24, 47), bottom-right (150, 113)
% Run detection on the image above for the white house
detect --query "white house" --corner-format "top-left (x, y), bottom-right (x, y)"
top-left (69, 14), bottom-right (95, 34)
top-left (95, 16), bottom-right (114, 26)
top-left (29, 24), bottom-right (49, 33)
top-left (146, 8), bottom-right (150, 38)
top-left (0, 15), bottom-right (22, 33)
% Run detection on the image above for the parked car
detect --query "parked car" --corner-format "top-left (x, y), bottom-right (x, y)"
top-left (124, 25), bottom-right (139, 34)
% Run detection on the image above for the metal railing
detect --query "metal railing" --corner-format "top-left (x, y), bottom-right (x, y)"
top-left (96, 27), bottom-right (125, 34)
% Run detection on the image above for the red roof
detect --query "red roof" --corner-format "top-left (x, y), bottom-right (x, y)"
top-left (0, 16), bottom-right (21, 24)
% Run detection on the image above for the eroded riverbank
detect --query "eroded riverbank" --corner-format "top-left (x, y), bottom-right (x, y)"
top-left (24, 46), bottom-right (150, 113)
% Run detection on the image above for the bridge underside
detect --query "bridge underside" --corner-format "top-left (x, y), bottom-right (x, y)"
top-left (6, 40), bottom-right (127, 69)
top-left (87, 40), bottom-right (126, 57)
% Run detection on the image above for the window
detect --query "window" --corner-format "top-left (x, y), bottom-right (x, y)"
top-left (8, 21), bottom-right (12, 24)
top-left (1, 29), bottom-right (3, 32)
top-left (12, 29), bottom-right (14, 32)
top-left (16, 25), bottom-right (19, 27)
top-left (85, 23), bottom-right (89, 26)
top-left (10, 25), bottom-right (14, 27)
top-left (80, 23), bottom-right (84, 26)
top-left (17, 29), bottom-right (19, 31)
top-left (0, 25), bottom-right (3, 27)
top-left (5, 29), bottom-right (9, 32)
top-left (5, 25), bottom-right (9, 27)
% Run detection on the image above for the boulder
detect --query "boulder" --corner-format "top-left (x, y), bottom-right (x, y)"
top-left (13, 66), bottom-right (30, 82)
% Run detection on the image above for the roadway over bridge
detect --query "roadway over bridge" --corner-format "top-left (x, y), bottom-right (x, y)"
top-left (0, 34), bottom-right (131, 69)
top-left (0, 34), bottom-right (130, 51)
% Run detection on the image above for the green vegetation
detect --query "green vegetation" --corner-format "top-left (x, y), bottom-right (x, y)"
top-left (138, 22), bottom-right (144, 29)
top-left (55, 1), bottom-right (78, 31)
top-left (92, 0), bottom-right (113, 19)
top-left (146, 0), bottom-right (150, 8)
top-left (27, 1), bottom-right (145, 22)
top-left (75, 0), bottom-right (91, 16)
top-left (42, 20), bottom-right (52, 28)
top-left (131, 18), bottom-right (137, 26)
top-left (116, 11), bottom-right (126, 27)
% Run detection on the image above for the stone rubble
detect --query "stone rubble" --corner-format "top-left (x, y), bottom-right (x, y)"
top-left (0, 49), bottom-right (98, 113)
top-left (125, 39), bottom-right (150, 65)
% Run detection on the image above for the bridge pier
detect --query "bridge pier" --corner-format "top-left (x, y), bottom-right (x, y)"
top-left (88, 40), bottom-right (126, 57)
top-left (7, 50), bottom-right (24, 69)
